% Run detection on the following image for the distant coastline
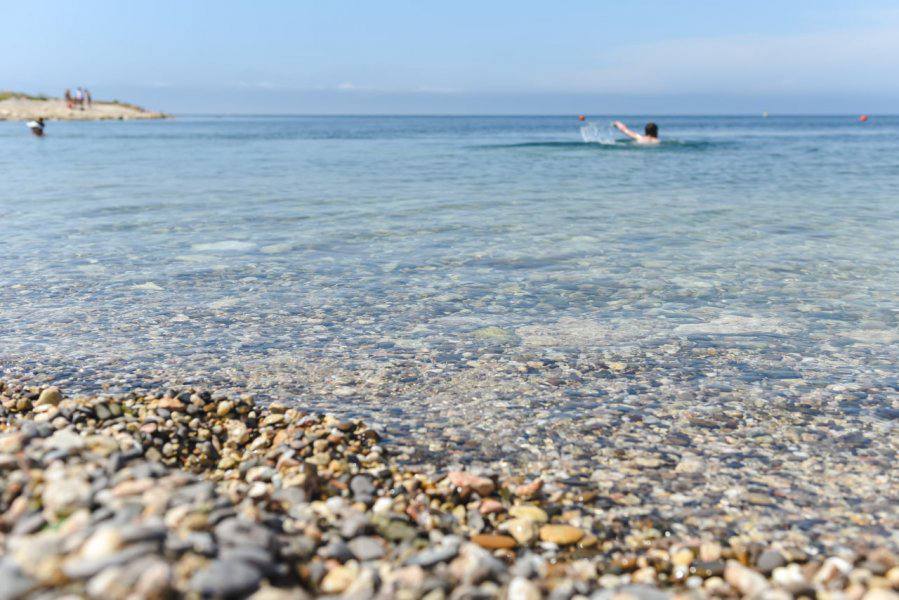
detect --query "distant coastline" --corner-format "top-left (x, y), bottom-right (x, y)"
top-left (0, 91), bottom-right (168, 121)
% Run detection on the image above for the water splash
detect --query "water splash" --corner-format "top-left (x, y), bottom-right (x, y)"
top-left (579, 121), bottom-right (618, 145)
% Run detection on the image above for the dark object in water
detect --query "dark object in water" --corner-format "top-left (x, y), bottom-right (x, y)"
top-left (27, 118), bottom-right (45, 137)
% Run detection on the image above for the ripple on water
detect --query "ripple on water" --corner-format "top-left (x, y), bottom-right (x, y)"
top-left (191, 241), bottom-right (256, 252)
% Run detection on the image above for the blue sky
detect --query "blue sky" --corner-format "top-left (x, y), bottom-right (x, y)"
top-left (3, 1), bottom-right (898, 114)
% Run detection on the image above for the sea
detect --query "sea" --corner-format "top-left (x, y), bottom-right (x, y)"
top-left (1, 115), bottom-right (897, 449)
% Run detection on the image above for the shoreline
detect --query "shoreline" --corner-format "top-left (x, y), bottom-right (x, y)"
top-left (0, 96), bottom-right (168, 121)
top-left (1, 381), bottom-right (896, 598)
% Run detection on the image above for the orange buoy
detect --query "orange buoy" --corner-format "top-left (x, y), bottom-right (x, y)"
top-left (859, 114), bottom-right (869, 122)
top-left (578, 115), bottom-right (585, 121)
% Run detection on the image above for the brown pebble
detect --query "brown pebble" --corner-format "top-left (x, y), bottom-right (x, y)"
top-left (447, 471), bottom-right (495, 496)
top-left (514, 479), bottom-right (543, 499)
top-left (471, 534), bottom-right (517, 550)
top-left (539, 525), bottom-right (584, 545)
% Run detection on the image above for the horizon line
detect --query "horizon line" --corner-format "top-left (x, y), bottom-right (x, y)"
top-left (169, 112), bottom-right (892, 118)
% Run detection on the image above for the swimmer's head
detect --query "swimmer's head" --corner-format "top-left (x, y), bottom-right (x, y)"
top-left (644, 122), bottom-right (658, 138)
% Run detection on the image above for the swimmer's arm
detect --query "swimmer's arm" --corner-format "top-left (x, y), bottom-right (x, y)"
top-left (613, 121), bottom-right (640, 140)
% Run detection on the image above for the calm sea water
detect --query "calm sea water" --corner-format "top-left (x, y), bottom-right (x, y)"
top-left (1, 115), bottom-right (897, 435)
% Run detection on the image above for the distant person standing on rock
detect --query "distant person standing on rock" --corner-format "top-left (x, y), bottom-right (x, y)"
top-left (75, 87), bottom-right (84, 110)
top-left (64, 89), bottom-right (73, 109)
top-left (85, 88), bottom-right (92, 108)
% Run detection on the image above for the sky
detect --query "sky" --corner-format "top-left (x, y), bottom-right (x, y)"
top-left (2, 0), bottom-right (898, 114)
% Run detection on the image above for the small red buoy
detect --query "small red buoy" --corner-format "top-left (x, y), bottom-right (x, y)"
top-left (578, 115), bottom-right (586, 121)
top-left (859, 114), bottom-right (869, 122)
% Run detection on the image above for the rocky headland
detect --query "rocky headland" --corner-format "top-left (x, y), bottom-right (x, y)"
top-left (0, 91), bottom-right (167, 121)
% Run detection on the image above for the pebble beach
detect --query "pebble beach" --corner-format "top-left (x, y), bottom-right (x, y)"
top-left (1, 382), bottom-right (897, 599)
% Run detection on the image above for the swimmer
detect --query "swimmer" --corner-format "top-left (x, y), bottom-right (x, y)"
top-left (26, 118), bottom-right (45, 137)
top-left (613, 120), bottom-right (659, 144)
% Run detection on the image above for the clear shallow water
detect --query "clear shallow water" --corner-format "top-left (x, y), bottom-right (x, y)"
top-left (1, 115), bottom-right (897, 446)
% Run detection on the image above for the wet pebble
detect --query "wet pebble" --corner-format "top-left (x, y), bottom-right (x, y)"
top-left (190, 558), bottom-right (263, 597)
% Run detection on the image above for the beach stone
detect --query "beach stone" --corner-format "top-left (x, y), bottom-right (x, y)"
top-left (514, 479), bottom-right (543, 499)
top-left (94, 403), bottom-right (112, 420)
top-left (11, 512), bottom-right (46, 536)
top-left (42, 476), bottom-right (92, 517)
top-left (343, 566), bottom-right (378, 598)
top-left (472, 534), bottom-right (517, 550)
top-left (466, 508), bottom-right (485, 534)
top-left (479, 499), bottom-right (504, 515)
top-left (511, 553), bottom-right (546, 580)
top-left (371, 497), bottom-right (393, 515)
top-left (691, 560), bottom-right (725, 578)
top-left (86, 566), bottom-right (127, 599)
top-left (320, 538), bottom-right (354, 562)
top-left (214, 517), bottom-right (274, 550)
top-left (46, 429), bottom-right (86, 452)
top-left (604, 584), bottom-right (671, 600)
top-left (219, 546), bottom-right (278, 576)
top-left (120, 520), bottom-right (167, 544)
top-left (320, 564), bottom-right (359, 594)
top-left (506, 518), bottom-right (539, 546)
top-left (509, 505), bottom-right (548, 523)
top-left (249, 586), bottom-right (312, 600)
top-left (757, 549), bottom-right (787, 573)
top-left (671, 547), bottom-right (694, 568)
top-left (79, 526), bottom-right (124, 560)
top-left (472, 326), bottom-right (517, 343)
top-left (379, 520), bottom-right (418, 542)
top-left (279, 536), bottom-right (316, 562)
top-left (36, 387), bottom-right (62, 406)
top-left (407, 539), bottom-right (461, 567)
top-left (450, 544), bottom-right (504, 585)
top-left (815, 556), bottom-right (853, 587)
top-left (699, 541), bottom-right (722, 562)
top-left (724, 560), bottom-right (769, 596)
top-left (0, 558), bottom-right (36, 600)
top-left (675, 458), bottom-right (704, 474)
top-left (190, 559), bottom-right (262, 597)
top-left (744, 492), bottom-right (774, 506)
top-left (350, 475), bottom-right (376, 502)
top-left (132, 559), bottom-right (172, 599)
top-left (634, 457), bottom-right (663, 469)
top-left (182, 531), bottom-right (217, 556)
top-left (508, 576), bottom-right (541, 600)
top-left (0, 432), bottom-right (25, 454)
top-left (348, 536), bottom-right (385, 561)
top-left (112, 478), bottom-right (155, 497)
top-left (260, 413), bottom-right (284, 426)
top-left (447, 471), bottom-right (495, 496)
top-left (538, 525), bottom-right (584, 545)
top-left (862, 590), bottom-right (899, 600)
top-left (387, 564), bottom-right (426, 591)
top-left (340, 513), bottom-right (371, 538)
top-left (771, 564), bottom-right (811, 594)
top-left (156, 397), bottom-right (185, 411)
top-left (63, 543), bottom-right (157, 579)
